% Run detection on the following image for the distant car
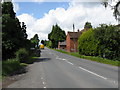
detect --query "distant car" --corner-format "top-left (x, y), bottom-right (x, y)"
top-left (40, 44), bottom-right (44, 49)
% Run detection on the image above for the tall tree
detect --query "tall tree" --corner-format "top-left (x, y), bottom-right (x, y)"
top-left (2, 2), bottom-right (15, 18)
top-left (48, 24), bottom-right (66, 48)
top-left (2, 2), bottom-right (29, 60)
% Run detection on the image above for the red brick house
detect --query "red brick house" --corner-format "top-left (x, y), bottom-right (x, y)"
top-left (66, 28), bottom-right (90, 52)
top-left (58, 41), bottom-right (66, 50)
top-left (66, 31), bottom-right (82, 52)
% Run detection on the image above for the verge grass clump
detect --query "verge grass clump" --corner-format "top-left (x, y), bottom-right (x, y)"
top-left (2, 59), bottom-right (21, 76)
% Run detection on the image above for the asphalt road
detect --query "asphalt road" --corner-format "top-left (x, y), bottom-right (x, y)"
top-left (7, 47), bottom-right (118, 88)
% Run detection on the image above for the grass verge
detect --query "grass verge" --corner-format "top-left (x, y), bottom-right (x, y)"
top-left (53, 49), bottom-right (120, 67)
top-left (2, 59), bottom-right (22, 76)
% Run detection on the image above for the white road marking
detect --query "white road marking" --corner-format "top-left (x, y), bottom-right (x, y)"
top-left (67, 61), bottom-right (74, 65)
top-left (79, 66), bottom-right (107, 80)
top-left (44, 87), bottom-right (46, 88)
top-left (42, 82), bottom-right (45, 85)
top-left (62, 59), bottom-right (67, 61)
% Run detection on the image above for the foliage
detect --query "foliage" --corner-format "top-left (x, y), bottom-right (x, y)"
top-left (78, 24), bottom-right (120, 61)
top-left (78, 29), bottom-right (99, 56)
top-left (15, 48), bottom-right (29, 63)
top-left (2, 2), bottom-right (15, 19)
top-left (84, 22), bottom-right (92, 29)
top-left (102, 1), bottom-right (120, 20)
top-left (30, 34), bottom-right (40, 49)
top-left (2, 59), bottom-right (21, 75)
top-left (45, 40), bottom-right (52, 48)
top-left (2, 2), bottom-right (29, 60)
top-left (41, 40), bottom-right (45, 45)
top-left (94, 24), bottom-right (120, 60)
top-left (48, 24), bottom-right (66, 48)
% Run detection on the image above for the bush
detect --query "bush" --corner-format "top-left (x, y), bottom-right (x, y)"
top-left (78, 24), bottom-right (120, 61)
top-left (15, 48), bottom-right (29, 63)
top-left (78, 29), bottom-right (99, 56)
top-left (2, 59), bottom-right (21, 76)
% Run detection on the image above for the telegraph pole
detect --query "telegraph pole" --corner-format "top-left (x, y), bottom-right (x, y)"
top-left (73, 23), bottom-right (76, 52)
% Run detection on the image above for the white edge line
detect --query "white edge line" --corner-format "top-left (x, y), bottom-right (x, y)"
top-left (79, 67), bottom-right (107, 80)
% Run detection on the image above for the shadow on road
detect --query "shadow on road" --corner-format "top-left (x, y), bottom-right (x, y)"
top-left (34, 57), bottom-right (51, 62)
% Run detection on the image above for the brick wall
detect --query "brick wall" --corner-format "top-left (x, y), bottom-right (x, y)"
top-left (66, 34), bottom-right (78, 52)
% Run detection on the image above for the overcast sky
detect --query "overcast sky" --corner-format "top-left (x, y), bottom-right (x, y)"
top-left (13, 0), bottom-right (117, 40)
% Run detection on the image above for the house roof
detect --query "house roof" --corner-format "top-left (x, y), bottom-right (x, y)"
top-left (59, 41), bottom-right (66, 46)
top-left (67, 32), bottom-right (82, 39)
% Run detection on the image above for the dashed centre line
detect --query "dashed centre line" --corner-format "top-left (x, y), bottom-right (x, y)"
top-left (41, 76), bottom-right (47, 88)
top-left (44, 87), bottom-right (47, 88)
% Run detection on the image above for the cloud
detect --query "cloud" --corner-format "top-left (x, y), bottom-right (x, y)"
top-left (17, 2), bottom-right (117, 40)
top-left (13, 2), bottom-right (19, 13)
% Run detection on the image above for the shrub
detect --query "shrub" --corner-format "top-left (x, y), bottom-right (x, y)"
top-left (15, 48), bottom-right (29, 63)
top-left (78, 29), bottom-right (99, 56)
top-left (78, 24), bottom-right (120, 61)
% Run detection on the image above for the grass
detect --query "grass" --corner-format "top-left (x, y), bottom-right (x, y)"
top-left (53, 49), bottom-right (120, 67)
top-left (2, 56), bottom-right (40, 77)
top-left (2, 59), bottom-right (22, 76)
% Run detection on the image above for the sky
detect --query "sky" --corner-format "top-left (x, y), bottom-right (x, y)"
top-left (12, 0), bottom-right (118, 40)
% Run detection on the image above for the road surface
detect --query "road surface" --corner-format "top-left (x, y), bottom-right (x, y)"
top-left (7, 47), bottom-right (118, 88)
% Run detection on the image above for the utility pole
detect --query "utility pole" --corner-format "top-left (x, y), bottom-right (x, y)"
top-left (73, 23), bottom-right (76, 52)
top-left (73, 24), bottom-right (75, 32)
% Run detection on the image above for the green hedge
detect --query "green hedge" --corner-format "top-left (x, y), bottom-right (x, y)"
top-left (78, 24), bottom-right (120, 61)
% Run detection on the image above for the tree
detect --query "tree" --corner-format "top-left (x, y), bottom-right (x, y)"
top-left (94, 24), bottom-right (120, 60)
top-left (30, 34), bottom-right (40, 49)
top-left (41, 40), bottom-right (44, 45)
top-left (2, 2), bottom-right (29, 60)
top-left (84, 22), bottom-right (92, 29)
top-left (48, 24), bottom-right (66, 48)
top-left (2, 2), bottom-right (15, 19)
top-left (78, 24), bottom-right (120, 61)
top-left (102, 0), bottom-right (120, 22)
